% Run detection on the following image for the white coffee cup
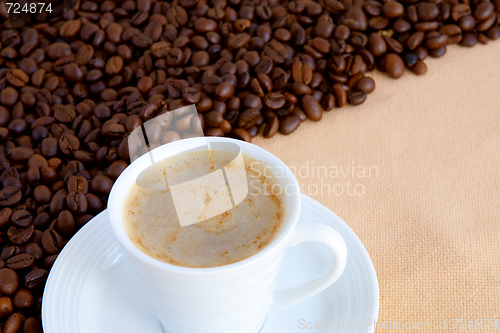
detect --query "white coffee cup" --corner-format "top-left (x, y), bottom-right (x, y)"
top-left (108, 137), bottom-right (347, 333)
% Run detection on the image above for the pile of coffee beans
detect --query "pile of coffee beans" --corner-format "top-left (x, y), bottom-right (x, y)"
top-left (0, 0), bottom-right (499, 330)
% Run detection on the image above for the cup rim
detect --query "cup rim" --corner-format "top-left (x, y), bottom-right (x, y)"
top-left (108, 137), bottom-right (301, 275)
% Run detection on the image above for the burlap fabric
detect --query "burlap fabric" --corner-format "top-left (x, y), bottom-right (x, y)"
top-left (254, 42), bottom-right (500, 331)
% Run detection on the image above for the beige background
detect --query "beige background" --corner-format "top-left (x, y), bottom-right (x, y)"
top-left (254, 42), bottom-right (500, 331)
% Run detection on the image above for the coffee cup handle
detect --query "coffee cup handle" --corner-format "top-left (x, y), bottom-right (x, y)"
top-left (268, 222), bottom-right (347, 313)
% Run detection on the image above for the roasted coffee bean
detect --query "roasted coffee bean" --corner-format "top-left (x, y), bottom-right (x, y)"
top-left (406, 31), bottom-right (425, 50)
top-left (384, 36), bottom-right (404, 54)
top-left (231, 128), bottom-right (252, 142)
top-left (91, 175), bottom-right (114, 195)
top-left (25, 243), bottom-right (43, 261)
top-left (383, 2), bottom-right (404, 18)
top-left (356, 77), bottom-right (376, 94)
top-left (237, 109), bottom-right (261, 129)
top-left (474, 2), bottom-right (494, 21)
top-left (41, 229), bottom-right (63, 255)
top-left (0, 187), bottom-right (23, 207)
top-left (24, 268), bottom-right (49, 290)
top-left (403, 53), bottom-right (419, 67)
top-left (11, 210), bottom-right (33, 228)
top-left (384, 54), bottom-right (406, 79)
top-left (263, 117), bottom-right (279, 138)
top-left (7, 225), bottom-right (34, 246)
top-left (204, 111), bottom-right (224, 128)
top-left (0, 208), bottom-right (14, 228)
top-left (264, 40), bottom-right (288, 63)
top-left (4, 312), bottom-right (25, 333)
top-left (24, 317), bottom-right (43, 333)
top-left (66, 192), bottom-right (88, 215)
top-left (301, 95), bottom-right (323, 121)
top-left (215, 82), bottom-right (235, 100)
top-left (322, 94), bottom-right (336, 111)
top-left (6, 69), bottom-right (29, 88)
top-left (8, 147), bottom-right (35, 162)
top-left (0, 268), bottom-right (18, 295)
top-left (279, 115), bottom-right (301, 135)
top-left (6, 254), bottom-right (34, 270)
top-left (368, 33), bottom-right (387, 57)
top-left (12, 289), bottom-right (35, 308)
top-left (347, 91), bottom-right (367, 105)
top-left (57, 210), bottom-right (76, 237)
top-left (0, 296), bottom-right (14, 317)
top-left (440, 25), bottom-right (463, 44)
top-left (426, 32), bottom-right (449, 49)
top-left (264, 93), bottom-right (286, 110)
top-left (341, 7), bottom-right (367, 31)
top-left (332, 84), bottom-right (348, 108)
top-left (44, 255), bottom-right (59, 269)
top-left (411, 60), bottom-right (428, 75)
top-left (1, 246), bottom-right (18, 262)
top-left (460, 33), bottom-right (478, 47)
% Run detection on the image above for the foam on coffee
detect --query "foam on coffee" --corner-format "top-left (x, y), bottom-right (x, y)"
top-left (122, 150), bottom-right (286, 268)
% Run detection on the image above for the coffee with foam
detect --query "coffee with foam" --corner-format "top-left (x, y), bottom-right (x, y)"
top-left (122, 150), bottom-right (286, 268)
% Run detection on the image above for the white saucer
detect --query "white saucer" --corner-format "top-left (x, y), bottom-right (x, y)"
top-left (42, 194), bottom-right (379, 333)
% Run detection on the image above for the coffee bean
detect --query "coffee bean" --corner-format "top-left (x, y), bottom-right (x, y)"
top-left (384, 36), bottom-right (404, 54)
top-left (279, 115), bottom-right (301, 135)
top-left (440, 24), bottom-right (463, 44)
top-left (332, 84), bottom-right (347, 108)
top-left (91, 175), bottom-right (113, 195)
top-left (233, 108), bottom-right (258, 129)
top-left (487, 26), bottom-right (500, 40)
top-left (57, 210), bottom-right (76, 237)
top-left (1, 246), bottom-right (18, 262)
top-left (406, 31), bottom-right (425, 50)
top-left (204, 111), bottom-right (223, 128)
top-left (6, 254), bottom-right (34, 270)
top-left (0, 296), bottom-right (14, 317)
top-left (215, 82), bottom-right (235, 100)
top-left (474, 2), bottom-right (494, 21)
top-left (341, 7), bottom-right (367, 31)
top-left (24, 268), bottom-right (49, 290)
top-left (24, 317), bottom-right (43, 333)
top-left (264, 92), bottom-right (286, 110)
top-left (428, 45), bottom-right (447, 58)
top-left (231, 128), bottom-right (252, 142)
top-left (7, 225), bottom-right (34, 246)
top-left (264, 40), bottom-right (288, 63)
top-left (0, 187), bottom-right (22, 207)
top-left (301, 95), bottom-right (323, 121)
top-left (0, 268), bottom-right (19, 295)
top-left (263, 117), bottom-right (279, 138)
top-left (4, 312), bottom-right (25, 333)
top-left (0, 208), bottom-right (13, 229)
top-left (403, 53), bottom-right (419, 67)
top-left (1, 88), bottom-right (19, 107)
top-left (11, 210), bottom-right (33, 228)
top-left (25, 243), bottom-right (43, 261)
top-left (425, 32), bottom-right (449, 49)
top-left (384, 54), bottom-right (405, 79)
top-left (460, 33), bottom-right (478, 47)
top-left (418, 3), bottom-right (440, 21)
top-left (410, 60), bottom-right (428, 75)
top-left (8, 147), bottom-right (35, 162)
top-left (41, 229), bottom-right (63, 255)
top-left (12, 289), bottom-right (34, 308)
top-left (356, 77), bottom-right (376, 94)
top-left (347, 91), bottom-right (368, 105)
top-left (6, 69), bottom-right (29, 88)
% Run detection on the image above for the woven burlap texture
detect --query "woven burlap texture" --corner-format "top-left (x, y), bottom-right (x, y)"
top-left (254, 42), bottom-right (500, 331)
